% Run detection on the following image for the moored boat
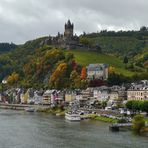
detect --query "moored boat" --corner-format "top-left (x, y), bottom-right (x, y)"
top-left (65, 112), bottom-right (81, 121)
top-left (25, 107), bottom-right (35, 112)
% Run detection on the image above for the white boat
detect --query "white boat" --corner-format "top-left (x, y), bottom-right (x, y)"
top-left (65, 112), bottom-right (81, 121)
top-left (25, 107), bottom-right (35, 112)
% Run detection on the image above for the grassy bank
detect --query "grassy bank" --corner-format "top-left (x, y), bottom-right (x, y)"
top-left (144, 118), bottom-right (148, 123)
top-left (86, 114), bottom-right (118, 123)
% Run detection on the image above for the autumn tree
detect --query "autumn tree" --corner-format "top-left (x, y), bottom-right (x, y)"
top-left (49, 62), bottom-right (67, 89)
top-left (70, 70), bottom-right (88, 89)
top-left (23, 48), bottom-right (67, 87)
top-left (70, 70), bottom-right (81, 89)
top-left (108, 66), bottom-right (115, 74)
top-left (81, 67), bottom-right (87, 79)
top-left (7, 72), bottom-right (19, 85)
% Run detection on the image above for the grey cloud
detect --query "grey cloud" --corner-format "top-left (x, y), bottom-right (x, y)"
top-left (0, 0), bottom-right (148, 44)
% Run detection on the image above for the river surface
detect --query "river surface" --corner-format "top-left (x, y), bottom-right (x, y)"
top-left (0, 109), bottom-right (147, 148)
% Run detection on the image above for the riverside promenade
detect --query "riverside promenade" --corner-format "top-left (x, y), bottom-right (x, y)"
top-left (0, 103), bottom-right (50, 110)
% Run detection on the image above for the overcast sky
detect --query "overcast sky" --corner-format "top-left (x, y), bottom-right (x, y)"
top-left (0, 0), bottom-right (148, 44)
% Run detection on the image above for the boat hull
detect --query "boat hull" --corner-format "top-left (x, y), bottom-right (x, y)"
top-left (65, 113), bottom-right (81, 121)
top-left (25, 107), bottom-right (35, 112)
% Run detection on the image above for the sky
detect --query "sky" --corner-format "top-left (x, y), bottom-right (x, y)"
top-left (0, 0), bottom-right (148, 44)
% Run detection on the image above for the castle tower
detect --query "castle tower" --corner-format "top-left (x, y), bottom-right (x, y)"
top-left (64, 20), bottom-right (74, 39)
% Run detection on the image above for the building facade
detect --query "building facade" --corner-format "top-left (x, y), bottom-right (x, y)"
top-left (127, 86), bottom-right (148, 101)
top-left (87, 64), bottom-right (108, 80)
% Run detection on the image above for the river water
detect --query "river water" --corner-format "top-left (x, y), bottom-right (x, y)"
top-left (0, 110), bottom-right (147, 148)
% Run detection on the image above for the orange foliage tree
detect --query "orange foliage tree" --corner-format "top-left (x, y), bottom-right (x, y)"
top-left (81, 67), bottom-right (87, 79)
top-left (49, 62), bottom-right (67, 88)
top-left (7, 72), bottom-right (19, 85)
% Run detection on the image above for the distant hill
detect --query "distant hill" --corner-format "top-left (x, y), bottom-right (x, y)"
top-left (0, 43), bottom-right (17, 54)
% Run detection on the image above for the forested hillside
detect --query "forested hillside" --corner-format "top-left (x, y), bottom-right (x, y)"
top-left (0, 28), bottom-right (148, 88)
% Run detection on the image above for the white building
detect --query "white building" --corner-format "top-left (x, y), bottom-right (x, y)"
top-left (109, 92), bottom-right (119, 101)
top-left (43, 90), bottom-right (52, 105)
top-left (127, 85), bottom-right (148, 101)
top-left (87, 64), bottom-right (108, 80)
top-left (93, 86), bottom-right (110, 101)
top-left (34, 91), bottom-right (43, 105)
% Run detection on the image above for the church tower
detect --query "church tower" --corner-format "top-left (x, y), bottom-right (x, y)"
top-left (64, 20), bottom-right (74, 39)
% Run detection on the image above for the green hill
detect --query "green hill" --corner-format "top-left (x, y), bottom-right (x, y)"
top-left (83, 29), bottom-right (148, 58)
top-left (134, 47), bottom-right (148, 68)
top-left (66, 50), bottom-right (136, 76)
top-left (89, 36), bottom-right (144, 57)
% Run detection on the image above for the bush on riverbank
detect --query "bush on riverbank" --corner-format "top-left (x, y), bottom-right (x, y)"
top-left (144, 118), bottom-right (148, 123)
top-left (37, 107), bottom-right (66, 116)
top-left (132, 114), bottom-right (145, 134)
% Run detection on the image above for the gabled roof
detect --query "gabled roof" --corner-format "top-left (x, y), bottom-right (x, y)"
top-left (87, 63), bottom-right (108, 71)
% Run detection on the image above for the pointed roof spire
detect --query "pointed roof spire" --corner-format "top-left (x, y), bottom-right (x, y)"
top-left (67, 19), bottom-right (71, 25)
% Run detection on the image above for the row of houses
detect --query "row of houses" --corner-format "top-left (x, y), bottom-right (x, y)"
top-left (0, 80), bottom-right (147, 106)
top-left (59, 80), bottom-right (148, 104)
top-left (0, 88), bottom-right (64, 105)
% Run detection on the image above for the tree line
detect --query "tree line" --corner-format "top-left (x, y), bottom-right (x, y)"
top-left (0, 43), bottom-right (16, 54)
top-left (126, 100), bottom-right (148, 114)
top-left (82, 26), bottom-right (148, 38)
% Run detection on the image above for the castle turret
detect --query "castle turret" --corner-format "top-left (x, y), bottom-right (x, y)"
top-left (64, 20), bottom-right (74, 39)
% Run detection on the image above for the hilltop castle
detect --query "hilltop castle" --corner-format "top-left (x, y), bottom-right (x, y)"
top-left (42, 20), bottom-right (100, 50)
top-left (42, 20), bottom-right (79, 49)
top-left (64, 20), bottom-right (74, 39)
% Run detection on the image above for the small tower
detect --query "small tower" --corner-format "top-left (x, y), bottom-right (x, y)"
top-left (64, 20), bottom-right (74, 39)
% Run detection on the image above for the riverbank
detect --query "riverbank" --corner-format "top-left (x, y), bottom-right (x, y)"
top-left (0, 103), bottom-right (147, 127)
top-left (0, 103), bottom-right (120, 123)
top-left (82, 114), bottom-right (118, 123)
top-left (0, 103), bottom-right (52, 111)
top-left (37, 107), bottom-right (66, 116)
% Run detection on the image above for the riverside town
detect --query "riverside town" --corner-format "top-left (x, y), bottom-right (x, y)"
top-left (0, 1), bottom-right (148, 147)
